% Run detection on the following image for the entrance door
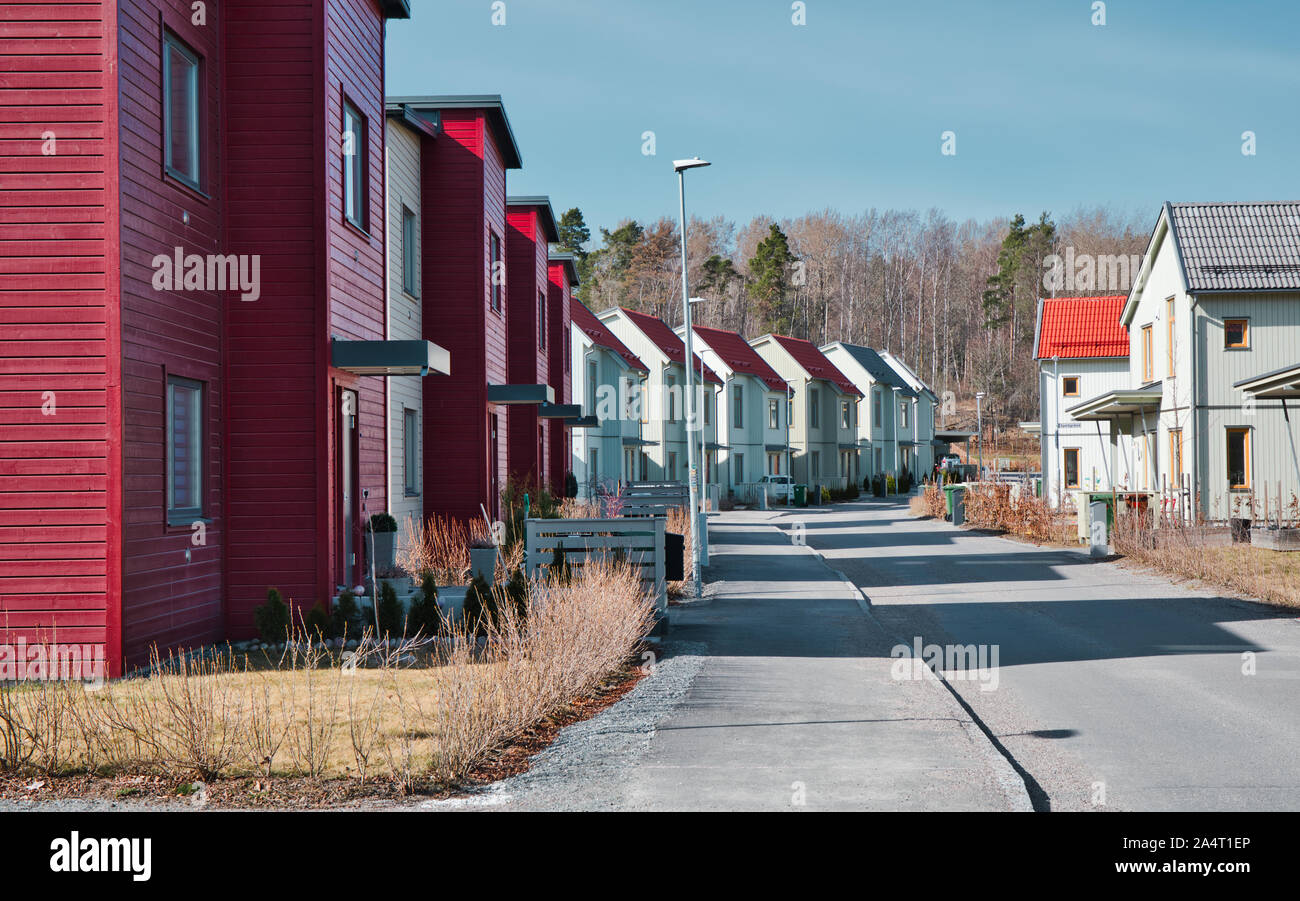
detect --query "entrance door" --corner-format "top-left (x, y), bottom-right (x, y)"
top-left (488, 413), bottom-right (500, 520)
top-left (339, 389), bottom-right (358, 588)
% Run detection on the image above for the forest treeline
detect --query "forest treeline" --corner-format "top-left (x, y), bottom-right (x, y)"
top-left (554, 205), bottom-right (1151, 428)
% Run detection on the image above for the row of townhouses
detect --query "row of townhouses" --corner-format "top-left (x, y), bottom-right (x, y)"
top-left (1, 1), bottom-right (587, 674)
top-left (568, 312), bottom-right (953, 499)
top-left (1036, 202), bottom-right (1300, 518)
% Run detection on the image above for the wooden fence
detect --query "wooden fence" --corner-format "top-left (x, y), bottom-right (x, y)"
top-left (524, 516), bottom-right (667, 611)
top-left (619, 481), bottom-right (688, 518)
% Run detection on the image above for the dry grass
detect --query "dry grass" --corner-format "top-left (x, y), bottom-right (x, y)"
top-left (397, 514), bottom-right (490, 585)
top-left (1112, 515), bottom-right (1300, 609)
top-left (910, 483), bottom-right (947, 519)
top-left (0, 560), bottom-right (654, 790)
top-left (962, 483), bottom-right (1074, 545)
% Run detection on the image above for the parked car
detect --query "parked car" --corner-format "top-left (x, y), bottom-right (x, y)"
top-left (758, 474), bottom-right (794, 499)
top-left (939, 453), bottom-right (962, 471)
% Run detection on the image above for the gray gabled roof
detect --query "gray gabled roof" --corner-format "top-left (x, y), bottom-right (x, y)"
top-left (835, 343), bottom-right (916, 396)
top-left (1167, 201), bottom-right (1300, 293)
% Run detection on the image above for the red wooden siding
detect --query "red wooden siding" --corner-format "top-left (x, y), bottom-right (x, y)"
top-left (505, 206), bottom-right (548, 488)
top-left (222, 0), bottom-right (325, 632)
top-left (116, 0), bottom-right (225, 666)
top-left (325, 0), bottom-right (388, 590)
top-left (0, 0), bottom-right (123, 672)
top-left (420, 108), bottom-right (511, 523)
top-left (546, 261), bottom-right (573, 491)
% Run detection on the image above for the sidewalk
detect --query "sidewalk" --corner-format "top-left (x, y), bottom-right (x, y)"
top-left (451, 510), bottom-right (1029, 811)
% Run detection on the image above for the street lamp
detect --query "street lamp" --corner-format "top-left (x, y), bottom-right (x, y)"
top-left (675, 157), bottom-right (709, 600)
top-left (976, 391), bottom-right (986, 481)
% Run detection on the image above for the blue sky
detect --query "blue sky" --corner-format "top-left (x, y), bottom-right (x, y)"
top-left (386, 0), bottom-right (1300, 241)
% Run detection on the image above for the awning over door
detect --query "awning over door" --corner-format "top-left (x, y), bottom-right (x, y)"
top-left (487, 383), bottom-right (555, 405)
top-left (330, 339), bottom-right (450, 376)
top-left (538, 402), bottom-right (581, 419)
top-left (1066, 385), bottom-right (1162, 421)
top-left (1235, 363), bottom-right (1300, 399)
top-left (563, 415), bottom-right (600, 429)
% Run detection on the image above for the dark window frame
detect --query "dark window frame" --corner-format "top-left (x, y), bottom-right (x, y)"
top-left (162, 30), bottom-right (203, 191)
top-left (489, 231), bottom-right (503, 312)
top-left (403, 408), bottom-right (420, 496)
top-left (166, 375), bottom-right (205, 524)
top-left (401, 205), bottom-right (418, 298)
top-left (342, 97), bottom-right (369, 232)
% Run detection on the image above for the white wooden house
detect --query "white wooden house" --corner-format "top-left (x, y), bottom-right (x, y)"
top-left (1033, 295), bottom-right (1132, 504)
top-left (751, 334), bottom-right (862, 491)
top-left (570, 300), bottom-right (649, 498)
top-left (599, 308), bottom-right (722, 487)
top-left (1069, 201), bottom-right (1300, 519)
top-left (822, 342), bottom-right (914, 482)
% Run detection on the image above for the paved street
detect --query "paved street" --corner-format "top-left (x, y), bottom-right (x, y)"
top-left (467, 510), bottom-right (1028, 812)
top-left (793, 498), bottom-right (1300, 811)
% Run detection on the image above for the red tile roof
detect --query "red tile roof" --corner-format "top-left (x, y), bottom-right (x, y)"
top-left (692, 325), bottom-right (789, 392)
top-left (768, 334), bottom-right (862, 396)
top-left (619, 308), bottom-right (723, 385)
top-left (1036, 296), bottom-right (1129, 359)
top-left (570, 299), bottom-right (648, 372)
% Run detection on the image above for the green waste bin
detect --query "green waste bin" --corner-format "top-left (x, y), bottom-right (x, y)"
top-left (794, 484), bottom-right (807, 507)
top-left (943, 483), bottom-right (967, 517)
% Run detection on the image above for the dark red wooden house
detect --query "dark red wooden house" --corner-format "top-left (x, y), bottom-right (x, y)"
top-left (547, 253), bottom-right (580, 491)
top-left (0, 0), bottom-right (422, 675)
top-left (505, 197), bottom-right (561, 492)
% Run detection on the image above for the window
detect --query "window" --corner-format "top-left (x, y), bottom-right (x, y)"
top-left (811, 450), bottom-right (821, 476)
top-left (1062, 448), bottom-right (1080, 489)
top-left (538, 291), bottom-right (547, 349)
top-left (586, 361), bottom-right (597, 416)
top-left (872, 389), bottom-right (882, 428)
top-left (639, 451), bottom-right (648, 481)
top-left (666, 376), bottom-right (677, 421)
top-left (403, 409), bottom-right (419, 495)
top-left (639, 382), bottom-right (649, 424)
top-left (401, 206), bottom-right (418, 296)
top-left (1166, 297), bottom-right (1175, 376)
top-left (667, 452), bottom-right (677, 480)
top-left (1062, 376), bottom-right (1079, 397)
top-left (1140, 324), bottom-right (1153, 382)
top-left (1224, 318), bottom-right (1249, 349)
top-left (166, 377), bottom-right (204, 520)
top-left (768, 398), bottom-right (780, 430)
top-left (732, 384), bottom-right (744, 428)
top-left (734, 452), bottom-right (745, 484)
top-left (703, 389), bottom-right (711, 426)
top-left (899, 401), bottom-right (909, 429)
top-left (1226, 428), bottom-right (1251, 490)
top-left (162, 32), bottom-right (201, 189)
top-left (1169, 429), bottom-right (1183, 484)
top-left (489, 232), bottom-right (502, 311)
top-left (591, 447), bottom-right (599, 481)
top-left (342, 99), bottom-right (368, 230)
top-left (564, 329), bottom-right (569, 373)
top-left (809, 389), bottom-right (820, 428)
top-left (841, 400), bottom-right (851, 429)
top-left (874, 447), bottom-right (882, 472)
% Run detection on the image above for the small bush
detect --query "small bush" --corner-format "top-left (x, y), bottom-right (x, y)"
top-left (376, 580), bottom-right (405, 637)
top-left (254, 588), bottom-right (290, 643)
top-left (549, 542), bottom-right (572, 584)
top-left (505, 567), bottom-right (528, 621)
top-left (462, 572), bottom-right (496, 633)
top-left (564, 471), bottom-right (578, 499)
top-left (304, 602), bottom-right (330, 639)
top-left (407, 570), bottom-right (442, 636)
top-left (369, 512), bottom-right (398, 533)
top-left (330, 589), bottom-right (362, 639)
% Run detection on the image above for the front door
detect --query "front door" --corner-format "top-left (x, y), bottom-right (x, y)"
top-left (339, 388), bottom-right (358, 588)
top-left (488, 413), bottom-right (500, 520)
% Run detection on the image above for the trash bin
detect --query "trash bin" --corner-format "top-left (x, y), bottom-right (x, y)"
top-left (943, 483), bottom-right (967, 518)
top-left (794, 484), bottom-right (807, 507)
top-left (664, 531), bottom-right (685, 581)
top-left (950, 485), bottom-right (967, 526)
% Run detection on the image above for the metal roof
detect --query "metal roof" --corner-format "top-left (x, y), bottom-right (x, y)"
top-left (691, 325), bottom-right (789, 392)
top-left (760, 335), bottom-right (862, 396)
top-left (617, 308), bottom-right (723, 385)
top-left (1166, 201), bottom-right (1300, 293)
top-left (827, 343), bottom-right (915, 396)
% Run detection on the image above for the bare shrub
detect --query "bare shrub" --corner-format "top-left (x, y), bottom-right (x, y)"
top-left (397, 514), bottom-right (489, 585)
top-left (911, 483), bottom-right (946, 519)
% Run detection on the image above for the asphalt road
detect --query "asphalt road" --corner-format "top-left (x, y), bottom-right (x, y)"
top-left (461, 511), bottom-right (1029, 812)
top-left (792, 498), bottom-right (1300, 811)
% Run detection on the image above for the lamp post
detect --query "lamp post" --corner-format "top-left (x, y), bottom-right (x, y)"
top-left (976, 391), bottom-right (986, 481)
top-left (675, 157), bottom-right (709, 600)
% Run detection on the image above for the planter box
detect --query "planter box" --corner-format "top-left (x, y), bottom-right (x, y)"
top-left (1146, 526), bottom-right (1233, 549)
top-left (436, 586), bottom-right (468, 624)
top-left (365, 531), bottom-right (396, 571)
top-left (1250, 527), bottom-right (1300, 551)
top-left (469, 547), bottom-right (497, 582)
